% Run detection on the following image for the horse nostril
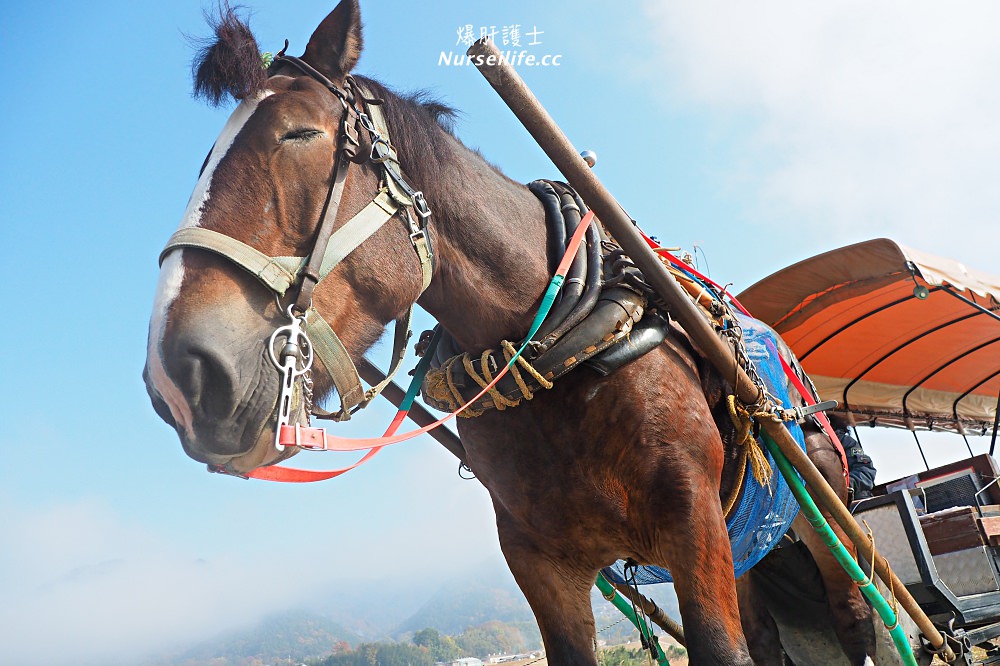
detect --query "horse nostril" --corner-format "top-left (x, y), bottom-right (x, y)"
top-left (173, 341), bottom-right (242, 419)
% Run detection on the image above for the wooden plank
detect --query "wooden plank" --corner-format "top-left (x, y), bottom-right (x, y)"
top-left (978, 516), bottom-right (1000, 547)
top-left (919, 506), bottom-right (986, 555)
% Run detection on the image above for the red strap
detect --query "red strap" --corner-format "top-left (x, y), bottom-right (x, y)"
top-left (779, 356), bottom-right (849, 481)
top-left (640, 231), bottom-right (753, 316)
top-left (248, 213), bottom-right (595, 482)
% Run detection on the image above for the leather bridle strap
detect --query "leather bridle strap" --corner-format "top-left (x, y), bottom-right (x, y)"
top-left (160, 228), bottom-right (303, 295)
top-left (293, 89), bottom-right (359, 315)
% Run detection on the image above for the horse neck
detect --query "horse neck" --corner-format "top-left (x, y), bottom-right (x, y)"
top-left (398, 125), bottom-right (550, 351)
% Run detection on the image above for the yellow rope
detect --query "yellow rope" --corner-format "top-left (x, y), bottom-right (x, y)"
top-left (722, 446), bottom-right (750, 518)
top-left (859, 519), bottom-right (900, 630)
top-left (465, 349), bottom-right (521, 411)
top-left (422, 341), bottom-right (556, 417)
top-left (501, 340), bottom-right (554, 390)
top-left (726, 395), bottom-right (773, 488)
top-left (445, 355), bottom-right (484, 418)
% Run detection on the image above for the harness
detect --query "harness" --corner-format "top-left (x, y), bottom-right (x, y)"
top-left (420, 180), bottom-right (668, 416)
top-left (159, 52), bottom-right (433, 460)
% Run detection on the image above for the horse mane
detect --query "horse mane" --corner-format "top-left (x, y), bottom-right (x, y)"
top-left (355, 78), bottom-right (458, 135)
top-left (353, 77), bottom-right (465, 186)
top-left (190, 3), bottom-right (266, 107)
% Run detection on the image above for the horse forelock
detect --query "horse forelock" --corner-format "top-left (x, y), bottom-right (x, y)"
top-left (191, 2), bottom-right (266, 107)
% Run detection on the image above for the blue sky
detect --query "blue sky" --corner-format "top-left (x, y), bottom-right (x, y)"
top-left (3, 1), bottom-right (1000, 663)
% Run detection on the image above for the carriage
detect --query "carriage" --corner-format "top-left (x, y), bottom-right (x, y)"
top-left (737, 238), bottom-right (1000, 664)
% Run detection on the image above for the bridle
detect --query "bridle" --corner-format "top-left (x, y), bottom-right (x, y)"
top-left (158, 48), bottom-right (434, 470)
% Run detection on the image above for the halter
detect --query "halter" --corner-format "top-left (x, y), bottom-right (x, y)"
top-left (158, 51), bottom-right (434, 463)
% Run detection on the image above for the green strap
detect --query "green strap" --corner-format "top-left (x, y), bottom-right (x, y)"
top-left (595, 574), bottom-right (670, 665)
top-left (161, 228), bottom-right (304, 296)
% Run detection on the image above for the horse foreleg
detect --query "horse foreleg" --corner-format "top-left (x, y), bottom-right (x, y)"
top-left (496, 513), bottom-right (600, 666)
top-left (737, 571), bottom-right (788, 665)
top-left (798, 431), bottom-right (876, 665)
top-left (662, 490), bottom-right (755, 666)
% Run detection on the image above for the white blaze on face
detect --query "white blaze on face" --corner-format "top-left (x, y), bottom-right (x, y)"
top-left (146, 91), bottom-right (274, 436)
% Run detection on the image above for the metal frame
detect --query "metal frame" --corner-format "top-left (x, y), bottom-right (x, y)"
top-left (856, 491), bottom-right (1000, 627)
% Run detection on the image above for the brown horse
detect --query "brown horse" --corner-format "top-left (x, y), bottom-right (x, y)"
top-left (144, 2), bottom-right (874, 663)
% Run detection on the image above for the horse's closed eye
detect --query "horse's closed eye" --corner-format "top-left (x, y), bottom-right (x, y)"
top-left (280, 128), bottom-right (325, 143)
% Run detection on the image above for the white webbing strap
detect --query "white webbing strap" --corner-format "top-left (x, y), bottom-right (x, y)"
top-left (305, 309), bottom-right (366, 421)
top-left (160, 227), bottom-right (304, 296)
top-left (317, 189), bottom-right (399, 279)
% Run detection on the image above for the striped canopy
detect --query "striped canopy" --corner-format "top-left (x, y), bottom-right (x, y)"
top-left (737, 238), bottom-right (1000, 434)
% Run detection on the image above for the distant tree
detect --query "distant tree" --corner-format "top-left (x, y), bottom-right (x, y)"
top-left (455, 621), bottom-right (524, 657)
top-left (315, 641), bottom-right (434, 666)
top-left (412, 627), bottom-right (461, 661)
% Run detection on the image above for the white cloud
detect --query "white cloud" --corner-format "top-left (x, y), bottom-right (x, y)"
top-left (642, 0), bottom-right (1000, 268)
top-left (0, 495), bottom-right (314, 665)
top-left (0, 450), bottom-right (500, 666)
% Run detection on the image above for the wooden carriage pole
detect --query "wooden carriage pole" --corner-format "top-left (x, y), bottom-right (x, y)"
top-left (466, 37), bottom-right (953, 661)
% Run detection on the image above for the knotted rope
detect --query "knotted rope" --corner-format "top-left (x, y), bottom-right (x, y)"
top-left (726, 395), bottom-right (774, 488)
top-left (425, 340), bottom-right (555, 416)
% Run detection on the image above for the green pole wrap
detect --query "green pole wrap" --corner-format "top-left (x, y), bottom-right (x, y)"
top-left (595, 573), bottom-right (670, 666)
top-left (761, 432), bottom-right (919, 666)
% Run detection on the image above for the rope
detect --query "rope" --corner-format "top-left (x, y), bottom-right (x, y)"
top-left (726, 395), bottom-right (774, 488)
top-left (440, 354), bottom-right (484, 418)
top-left (721, 444), bottom-right (749, 518)
top-left (464, 350), bottom-right (521, 410)
top-left (425, 340), bottom-right (555, 415)
top-left (502, 340), bottom-right (554, 389)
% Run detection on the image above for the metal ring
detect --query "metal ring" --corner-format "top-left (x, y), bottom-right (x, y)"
top-left (267, 323), bottom-right (314, 375)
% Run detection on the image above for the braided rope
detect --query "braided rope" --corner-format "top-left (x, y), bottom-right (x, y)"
top-left (501, 340), bottom-right (554, 389)
top-left (424, 341), bottom-right (556, 415)
top-left (857, 519), bottom-right (902, 631)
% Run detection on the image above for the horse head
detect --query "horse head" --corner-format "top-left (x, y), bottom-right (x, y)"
top-left (144, 0), bottom-right (429, 474)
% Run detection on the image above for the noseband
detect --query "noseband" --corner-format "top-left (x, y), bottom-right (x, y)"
top-left (158, 49), bottom-right (434, 460)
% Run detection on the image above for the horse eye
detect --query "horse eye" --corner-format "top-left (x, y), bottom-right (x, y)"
top-left (280, 128), bottom-right (325, 143)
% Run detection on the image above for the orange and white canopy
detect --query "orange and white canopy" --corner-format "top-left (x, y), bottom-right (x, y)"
top-left (737, 238), bottom-right (1000, 434)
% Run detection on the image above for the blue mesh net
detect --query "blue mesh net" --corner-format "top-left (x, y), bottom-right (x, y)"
top-left (603, 312), bottom-right (804, 586)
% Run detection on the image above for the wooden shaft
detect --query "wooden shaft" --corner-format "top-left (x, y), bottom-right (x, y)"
top-left (609, 580), bottom-right (686, 646)
top-left (467, 37), bottom-right (952, 659)
top-left (466, 39), bottom-right (761, 408)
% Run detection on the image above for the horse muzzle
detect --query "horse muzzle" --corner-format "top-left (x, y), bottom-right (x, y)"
top-left (144, 317), bottom-right (309, 473)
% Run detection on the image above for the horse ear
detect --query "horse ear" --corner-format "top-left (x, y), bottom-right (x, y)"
top-left (301, 0), bottom-right (363, 82)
